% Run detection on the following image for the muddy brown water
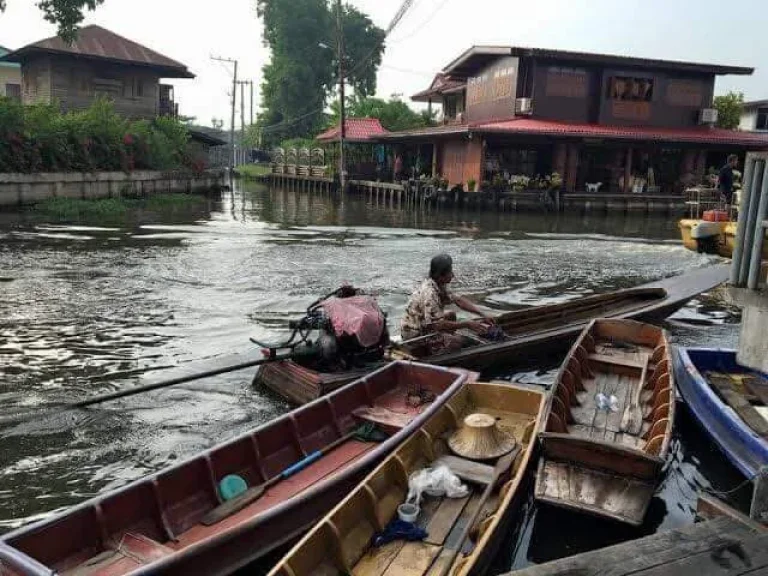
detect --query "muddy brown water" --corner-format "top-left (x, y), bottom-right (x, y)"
top-left (0, 181), bottom-right (752, 572)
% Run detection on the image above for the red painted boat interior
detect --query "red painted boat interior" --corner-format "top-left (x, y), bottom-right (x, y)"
top-left (3, 363), bottom-right (459, 576)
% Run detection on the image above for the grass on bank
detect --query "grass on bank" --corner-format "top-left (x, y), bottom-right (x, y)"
top-left (234, 164), bottom-right (271, 179)
top-left (29, 194), bottom-right (208, 224)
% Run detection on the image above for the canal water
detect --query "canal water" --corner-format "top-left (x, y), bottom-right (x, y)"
top-left (0, 181), bottom-right (752, 571)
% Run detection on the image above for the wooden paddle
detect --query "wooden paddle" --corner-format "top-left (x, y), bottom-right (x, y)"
top-left (200, 423), bottom-right (379, 526)
top-left (434, 446), bottom-right (521, 576)
top-left (0, 351), bottom-right (299, 427)
top-left (620, 353), bottom-right (650, 436)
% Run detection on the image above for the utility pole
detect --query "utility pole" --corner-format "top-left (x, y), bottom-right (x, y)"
top-left (211, 55), bottom-right (238, 174)
top-left (336, 0), bottom-right (346, 192)
top-left (240, 80), bottom-right (246, 161)
top-left (250, 80), bottom-right (254, 126)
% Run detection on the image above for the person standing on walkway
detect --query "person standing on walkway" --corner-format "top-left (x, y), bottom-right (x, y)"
top-left (718, 154), bottom-right (739, 210)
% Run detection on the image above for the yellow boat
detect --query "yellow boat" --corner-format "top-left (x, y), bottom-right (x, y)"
top-left (679, 219), bottom-right (768, 259)
top-left (268, 381), bottom-right (546, 576)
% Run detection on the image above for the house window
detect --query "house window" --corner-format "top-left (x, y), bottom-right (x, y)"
top-left (607, 76), bottom-right (654, 102)
top-left (5, 83), bottom-right (21, 101)
top-left (756, 108), bottom-right (768, 131)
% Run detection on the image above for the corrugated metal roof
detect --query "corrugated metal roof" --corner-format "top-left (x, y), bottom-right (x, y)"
top-left (316, 118), bottom-right (389, 142)
top-left (442, 45), bottom-right (753, 78)
top-left (411, 73), bottom-right (465, 102)
top-left (744, 99), bottom-right (768, 109)
top-left (1, 25), bottom-right (194, 78)
top-left (472, 118), bottom-right (768, 147)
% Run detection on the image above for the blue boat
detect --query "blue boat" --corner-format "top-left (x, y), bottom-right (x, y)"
top-left (673, 347), bottom-right (768, 478)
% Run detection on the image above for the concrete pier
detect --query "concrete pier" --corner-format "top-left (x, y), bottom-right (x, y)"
top-left (729, 152), bottom-right (768, 373)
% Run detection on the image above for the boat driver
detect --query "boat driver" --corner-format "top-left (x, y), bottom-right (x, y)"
top-left (400, 253), bottom-right (494, 345)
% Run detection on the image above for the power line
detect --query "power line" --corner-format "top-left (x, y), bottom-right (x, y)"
top-left (387, 0), bottom-right (452, 44)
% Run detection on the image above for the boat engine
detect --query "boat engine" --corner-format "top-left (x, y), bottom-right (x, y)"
top-left (255, 286), bottom-right (389, 371)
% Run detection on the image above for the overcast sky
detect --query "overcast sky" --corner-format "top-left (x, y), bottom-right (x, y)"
top-left (1, 0), bottom-right (766, 128)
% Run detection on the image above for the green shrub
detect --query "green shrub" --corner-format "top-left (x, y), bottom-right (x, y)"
top-left (0, 96), bottom-right (194, 173)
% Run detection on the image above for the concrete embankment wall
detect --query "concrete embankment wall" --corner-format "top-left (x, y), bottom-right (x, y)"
top-left (0, 170), bottom-right (226, 207)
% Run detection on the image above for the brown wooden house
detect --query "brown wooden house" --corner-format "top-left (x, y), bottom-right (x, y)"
top-left (383, 46), bottom-right (768, 195)
top-left (1, 25), bottom-right (194, 119)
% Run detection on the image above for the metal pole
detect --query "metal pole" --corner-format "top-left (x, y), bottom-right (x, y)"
top-left (240, 80), bottom-right (246, 161)
top-left (731, 156), bottom-right (757, 285)
top-left (250, 80), bottom-right (254, 126)
top-left (739, 160), bottom-right (765, 286)
top-left (337, 0), bottom-right (345, 192)
top-left (748, 160), bottom-right (768, 290)
top-left (231, 60), bottom-right (238, 171)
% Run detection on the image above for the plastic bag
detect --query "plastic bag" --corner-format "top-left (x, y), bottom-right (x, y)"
top-left (406, 465), bottom-right (468, 505)
top-left (595, 393), bottom-right (620, 413)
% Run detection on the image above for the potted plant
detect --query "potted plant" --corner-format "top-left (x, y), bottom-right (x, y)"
top-left (467, 178), bottom-right (476, 193)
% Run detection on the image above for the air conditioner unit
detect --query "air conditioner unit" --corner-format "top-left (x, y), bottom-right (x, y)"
top-left (699, 108), bottom-right (718, 125)
top-left (515, 98), bottom-right (533, 115)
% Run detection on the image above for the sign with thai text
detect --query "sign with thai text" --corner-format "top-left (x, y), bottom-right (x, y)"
top-left (611, 101), bottom-right (651, 121)
top-left (666, 80), bottom-right (703, 107)
top-left (546, 67), bottom-right (588, 98)
top-left (465, 56), bottom-right (518, 123)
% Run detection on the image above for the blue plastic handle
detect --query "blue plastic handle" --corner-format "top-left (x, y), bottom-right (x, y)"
top-left (281, 450), bottom-right (322, 478)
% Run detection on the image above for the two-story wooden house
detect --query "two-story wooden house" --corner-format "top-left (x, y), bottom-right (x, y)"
top-left (381, 46), bottom-right (768, 195)
top-left (1, 25), bottom-right (193, 119)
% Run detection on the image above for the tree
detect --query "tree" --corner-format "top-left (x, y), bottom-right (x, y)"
top-left (211, 118), bottom-right (225, 130)
top-left (327, 94), bottom-right (437, 132)
top-left (0, 0), bottom-right (104, 43)
top-left (714, 91), bottom-right (744, 130)
top-left (255, 0), bottom-right (384, 146)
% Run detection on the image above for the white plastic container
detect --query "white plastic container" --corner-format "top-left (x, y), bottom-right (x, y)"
top-left (397, 502), bottom-right (419, 523)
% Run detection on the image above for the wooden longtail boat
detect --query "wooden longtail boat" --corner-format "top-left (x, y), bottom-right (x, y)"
top-left (256, 265), bottom-right (728, 405)
top-left (673, 347), bottom-right (768, 478)
top-left (268, 381), bottom-right (546, 576)
top-left (0, 362), bottom-right (466, 576)
top-left (535, 319), bottom-right (675, 526)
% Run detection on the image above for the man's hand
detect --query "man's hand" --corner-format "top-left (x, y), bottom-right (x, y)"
top-left (466, 321), bottom-right (488, 333)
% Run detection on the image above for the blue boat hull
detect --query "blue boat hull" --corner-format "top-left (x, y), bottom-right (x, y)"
top-left (673, 347), bottom-right (768, 478)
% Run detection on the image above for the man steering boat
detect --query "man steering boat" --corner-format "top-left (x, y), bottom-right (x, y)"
top-left (400, 253), bottom-right (495, 348)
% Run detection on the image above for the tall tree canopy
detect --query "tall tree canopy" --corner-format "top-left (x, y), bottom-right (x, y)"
top-left (0, 0), bottom-right (104, 43)
top-left (256, 0), bottom-right (385, 145)
top-left (714, 91), bottom-right (744, 130)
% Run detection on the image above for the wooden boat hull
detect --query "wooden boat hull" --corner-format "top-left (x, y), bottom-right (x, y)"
top-left (535, 319), bottom-right (675, 526)
top-left (679, 219), bottom-right (768, 258)
top-left (269, 382), bottom-right (547, 576)
top-left (673, 347), bottom-right (768, 478)
top-left (0, 362), bottom-right (466, 576)
top-left (256, 265), bottom-right (729, 406)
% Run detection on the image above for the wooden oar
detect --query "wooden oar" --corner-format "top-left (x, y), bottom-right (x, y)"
top-left (0, 351), bottom-right (298, 427)
top-left (434, 446), bottom-right (521, 576)
top-left (200, 423), bottom-right (375, 526)
top-left (620, 353), bottom-right (650, 435)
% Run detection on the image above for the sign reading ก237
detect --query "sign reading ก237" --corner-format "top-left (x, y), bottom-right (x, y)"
top-left (466, 57), bottom-right (518, 106)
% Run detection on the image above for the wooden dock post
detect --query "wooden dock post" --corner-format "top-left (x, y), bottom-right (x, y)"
top-left (751, 467), bottom-right (768, 523)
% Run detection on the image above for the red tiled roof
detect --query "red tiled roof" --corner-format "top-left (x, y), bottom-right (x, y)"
top-left (316, 118), bottom-right (389, 142)
top-left (472, 118), bottom-right (768, 147)
top-left (1, 25), bottom-right (194, 78)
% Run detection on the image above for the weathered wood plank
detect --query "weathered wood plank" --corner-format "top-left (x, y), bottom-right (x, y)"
top-left (433, 455), bottom-right (494, 486)
top-left (424, 495), bottom-right (470, 546)
top-left (637, 532), bottom-right (768, 575)
top-left (381, 541), bottom-right (441, 576)
top-left (709, 377), bottom-right (768, 437)
top-left (501, 517), bottom-right (759, 576)
top-left (697, 494), bottom-right (768, 532)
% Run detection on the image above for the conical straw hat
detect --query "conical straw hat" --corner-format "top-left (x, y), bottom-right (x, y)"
top-left (447, 413), bottom-right (517, 461)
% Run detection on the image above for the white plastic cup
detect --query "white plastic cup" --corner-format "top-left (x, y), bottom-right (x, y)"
top-left (397, 502), bottom-right (420, 523)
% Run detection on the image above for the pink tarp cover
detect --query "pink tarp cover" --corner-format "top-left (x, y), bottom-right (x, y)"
top-left (321, 296), bottom-right (385, 348)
